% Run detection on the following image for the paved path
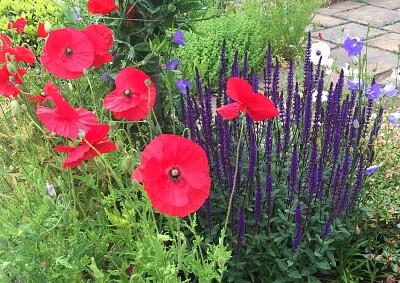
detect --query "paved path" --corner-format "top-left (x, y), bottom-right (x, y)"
top-left (311, 0), bottom-right (400, 81)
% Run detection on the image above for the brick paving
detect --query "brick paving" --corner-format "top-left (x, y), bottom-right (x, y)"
top-left (311, 0), bottom-right (400, 80)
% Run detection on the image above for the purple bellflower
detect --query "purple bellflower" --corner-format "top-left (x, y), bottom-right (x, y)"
top-left (173, 28), bottom-right (187, 46)
top-left (73, 7), bottom-right (81, 24)
top-left (342, 37), bottom-right (363, 57)
top-left (176, 79), bottom-right (192, 94)
top-left (101, 74), bottom-right (114, 85)
top-left (388, 112), bottom-right (400, 125)
top-left (347, 77), bottom-right (364, 92)
top-left (166, 58), bottom-right (180, 72)
top-left (365, 83), bottom-right (382, 100)
top-left (365, 165), bottom-right (379, 175)
top-left (382, 82), bottom-right (398, 98)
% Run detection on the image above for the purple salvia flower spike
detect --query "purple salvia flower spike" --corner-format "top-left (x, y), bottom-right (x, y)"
top-left (235, 207), bottom-right (246, 259)
top-left (291, 202), bottom-right (304, 254)
top-left (264, 43), bottom-right (273, 97)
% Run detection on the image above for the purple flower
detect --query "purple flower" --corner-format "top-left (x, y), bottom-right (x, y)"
top-left (347, 77), bottom-right (364, 92)
top-left (365, 83), bottom-right (382, 100)
top-left (173, 28), bottom-right (186, 46)
top-left (382, 82), bottom-right (398, 98)
top-left (342, 37), bottom-right (363, 57)
top-left (388, 112), bottom-right (400, 125)
top-left (101, 74), bottom-right (114, 85)
top-left (291, 202), bottom-right (303, 254)
top-left (176, 79), bottom-right (192, 94)
top-left (365, 165), bottom-right (379, 175)
top-left (73, 7), bottom-right (81, 24)
top-left (166, 58), bottom-right (180, 72)
top-left (46, 181), bottom-right (56, 197)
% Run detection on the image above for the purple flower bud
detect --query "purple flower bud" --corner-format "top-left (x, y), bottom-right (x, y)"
top-left (173, 28), bottom-right (186, 46)
top-left (365, 165), bottom-right (379, 175)
top-left (166, 58), bottom-right (179, 72)
top-left (342, 37), bottom-right (363, 57)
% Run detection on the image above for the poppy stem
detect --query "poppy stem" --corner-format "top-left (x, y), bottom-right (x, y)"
top-left (86, 75), bottom-right (98, 117)
top-left (222, 112), bottom-right (246, 236)
top-left (82, 138), bottom-right (124, 190)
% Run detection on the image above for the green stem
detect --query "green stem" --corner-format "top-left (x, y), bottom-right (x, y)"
top-left (86, 75), bottom-right (98, 116)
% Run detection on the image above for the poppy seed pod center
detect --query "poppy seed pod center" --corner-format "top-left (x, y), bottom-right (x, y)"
top-left (123, 89), bottom-right (132, 98)
top-left (65, 47), bottom-right (73, 56)
top-left (167, 166), bottom-right (182, 181)
top-left (316, 50), bottom-right (321, 56)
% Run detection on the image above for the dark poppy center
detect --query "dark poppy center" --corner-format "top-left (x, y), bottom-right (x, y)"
top-left (316, 50), bottom-right (321, 56)
top-left (167, 166), bottom-right (182, 181)
top-left (65, 47), bottom-right (73, 56)
top-left (123, 89), bottom-right (132, 98)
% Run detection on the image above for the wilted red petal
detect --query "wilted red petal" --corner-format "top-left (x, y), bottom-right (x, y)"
top-left (216, 102), bottom-right (242, 120)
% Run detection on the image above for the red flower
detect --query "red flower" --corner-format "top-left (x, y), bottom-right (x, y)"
top-left (36, 82), bottom-right (99, 138)
top-left (103, 67), bottom-right (156, 121)
top-left (37, 22), bottom-right (49, 38)
top-left (131, 134), bottom-right (211, 217)
top-left (8, 18), bottom-right (27, 34)
top-left (216, 77), bottom-right (279, 121)
top-left (87, 0), bottom-right (119, 15)
top-left (0, 65), bottom-right (26, 98)
top-left (0, 46), bottom-right (36, 65)
top-left (82, 24), bottom-right (113, 68)
top-left (41, 28), bottom-right (94, 80)
top-left (28, 93), bottom-right (50, 107)
top-left (54, 124), bottom-right (116, 169)
top-left (0, 35), bottom-right (12, 49)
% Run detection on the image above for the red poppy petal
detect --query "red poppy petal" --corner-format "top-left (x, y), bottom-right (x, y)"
top-left (244, 93), bottom-right (279, 121)
top-left (37, 22), bottom-right (48, 38)
top-left (227, 77), bottom-right (254, 101)
top-left (54, 145), bottom-right (76, 153)
top-left (103, 90), bottom-right (141, 112)
top-left (0, 35), bottom-right (12, 49)
top-left (44, 82), bottom-right (78, 119)
top-left (75, 108), bottom-right (100, 130)
top-left (41, 51), bottom-right (84, 79)
top-left (84, 124), bottom-right (110, 143)
top-left (112, 107), bottom-right (148, 121)
top-left (14, 46), bottom-right (36, 65)
top-left (92, 52), bottom-right (113, 68)
top-left (216, 102), bottom-right (242, 120)
top-left (115, 67), bottom-right (149, 94)
top-left (61, 145), bottom-right (90, 168)
top-left (131, 167), bottom-right (143, 182)
top-left (83, 24), bottom-right (113, 49)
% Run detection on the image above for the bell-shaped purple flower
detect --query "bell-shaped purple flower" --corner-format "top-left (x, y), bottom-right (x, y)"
top-left (342, 37), bottom-right (363, 57)
top-left (173, 28), bottom-right (187, 46)
top-left (166, 58), bottom-right (180, 72)
top-left (176, 79), bottom-right (192, 94)
top-left (347, 77), bottom-right (364, 92)
top-left (382, 82), bottom-right (398, 98)
top-left (365, 165), bottom-right (379, 175)
top-left (388, 112), bottom-right (400, 125)
top-left (365, 83), bottom-right (382, 100)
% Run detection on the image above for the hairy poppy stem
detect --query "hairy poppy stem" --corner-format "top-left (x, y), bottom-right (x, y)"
top-left (82, 138), bottom-right (124, 190)
top-left (223, 111), bottom-right (246, 235)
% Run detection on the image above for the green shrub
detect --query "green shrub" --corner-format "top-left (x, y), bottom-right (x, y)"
top-left (174, 0), bottom-right (319, 88)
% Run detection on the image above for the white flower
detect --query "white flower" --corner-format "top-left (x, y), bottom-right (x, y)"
top-left (310, 41), bottom-right (331, 66)
top-left (341, 63), bottom-right (359, 77)
top-left (325, 58), bottom-right (334, 75)
top-left (312, 90), bottom-right (328, 102)
top-left (390, 68), bottom-right (400, 80)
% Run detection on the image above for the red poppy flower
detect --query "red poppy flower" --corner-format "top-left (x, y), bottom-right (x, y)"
top-left (8, 18), bottom-right (27, 34)
top-left (28, 93), bottom-right (50, 107)
top-left (0, 65), bottom-right (26, 98)
top-left (0, 46), bottom-right (36, 65)
top-left (87, 0), bottom-right (119, 15)
top-left (36, 82), bottom-right (99, 138)
top-left (216, 77), bottom-right (279, 121)
top-left (103, 67), bottom-right (156, 121)
top-left (55, 124), bottom-right (116, 169)
top-left (37, 22), bottom-right (49, 38)
top-left (82, 24), bottom-right (113, 68)
top-left (0, 35), bottom-right (12, 49)
top-left (131, 134), bottom-right (211, 217)
top-left (41, 28), bottom-right (94, 80)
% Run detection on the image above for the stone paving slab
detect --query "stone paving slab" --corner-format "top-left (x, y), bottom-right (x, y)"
top-left (312, 14), bottom-right (348, 29)
top-left (366, 0), bottom-right (400, 10)
top-left (368, 33), bottom-right (400, 52)
top-left (384, 22), bottom-right (400, 33)
top-left (311, 22), bottom-right (386, 45)
top-left (330, 46), bottom-right (398, 76)
top-left (334, 5), bottom-right (400, 28)
top-left (318, 1), bottom-right (366, 15)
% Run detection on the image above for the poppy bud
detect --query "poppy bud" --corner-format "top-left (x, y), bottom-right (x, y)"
top-left (7, 62), bottom-right (17, 75)
top-left (115, 141), bottom-right (124, 152)
top-left (95, 159), bottom-right (105, 170)
top-left (44, 21), bottom-right (52, 33)
top-left (20, 104), bottom-right (27, 111)
top-left (78, 129), bottom-right (85, 139)
top-left (124, 155), bottom-right (134, 172)
top-left (10, 100), bottom-right (21, 116)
